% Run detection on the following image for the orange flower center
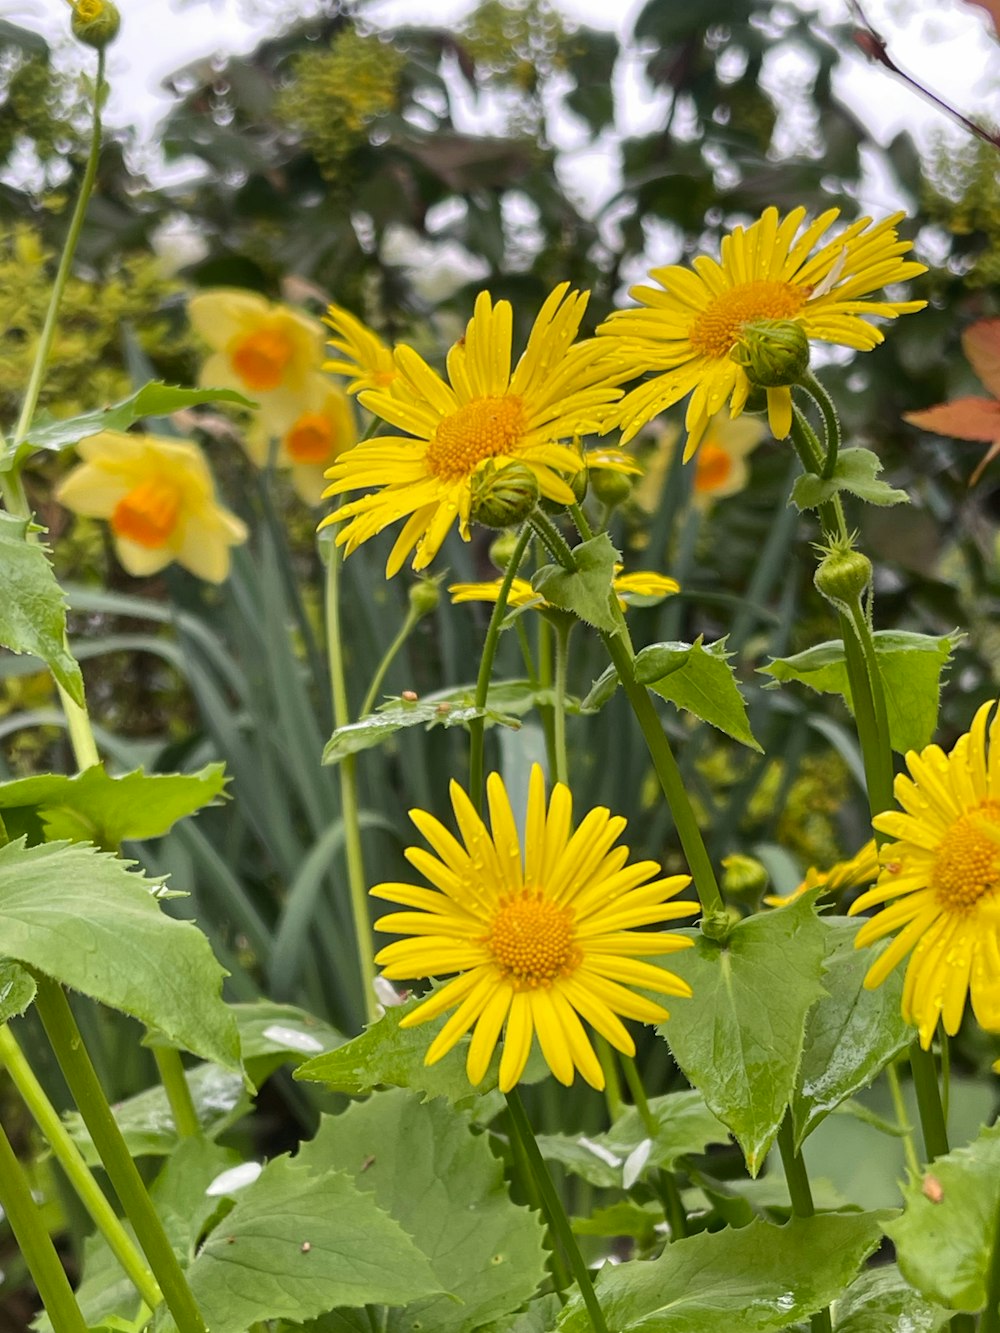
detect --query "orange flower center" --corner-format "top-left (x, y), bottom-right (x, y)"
top-left (426, 396), bottom-right (526, 480)
top-left (931, 801), bottom-right (1000, 910)
top-left (111, 477), bottom-right (182, 549)
top-left (689, 280), bottom-right (805, 360)
top-left (231, 326), bottom-right (294, 391)
top-left (694, 442), bottom-right (733, 493)
top-left (285, 411), bottom-right (335, 464)
top-left (485, 891), bottom-right (580, 990)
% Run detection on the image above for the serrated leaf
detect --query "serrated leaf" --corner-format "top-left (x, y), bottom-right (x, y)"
top-left (557, 1213), bottom-right (885, 1332)
top-left (790, 448), bottom-right (909, 510)
top-left (571, 1201), bottom-right (661, 1245)
top-left (0, 510), bottom-right (84, 704)
top-left (0, 959), bottom-right (36, 1022)
top-left (635, 636), bottom-right (761, 751)
top-left (298, 1090), bottom-right (548, 1333)
top-left (0, 839), bottom-right (239, 1070)
top-left (184, 1156), bottom-right (443, 1332)
top-left (477, 1292), bottom-right (564, 1333)
top-left (658, 896), bottom-right (827, 1174)
top-left (0, 763), bottom-right (227, 849)
top-left (64, 1062), bottom-right (248, 1164)
top-left (791, 918), bottom-right (911, 1149)
top-left (886, 1122), bottom-right (1000, 1312)
top-left (12, 383), bottom-right (255, 460)
top-left (228, 999), bottom-right (344, 1085)
top-left (762, 630), bottom-right (961, 754)
top-left (150, 1136), bottom-right (245, 1260)
top-left (532, 533), bottom-right (620, 633)
top-left (833, 1266), bottom-right (950, 1332)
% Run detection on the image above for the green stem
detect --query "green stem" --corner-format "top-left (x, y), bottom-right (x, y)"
top-left (33, 975), bottom-right (208, 1333)
top-left (551, 618), bottom-right (572, 786)
top-left (776, 1115), bottom-right (832, 1333)
top-left (788, 408), bottom-right (849, 544)
top-left (469, 523), bottom-right (534, 813)
top-left (909, 1041), bottom-right (949, 1161)
top-left (14, 50), bottom-right (105, 448)
top-left (505, 1089), bottom-right (609, 1333)
top-left (152, 1047), bottom-right (201, 1139)
top-left (979, 1189), bottom-right (1000, 1333)
top-left (594, 1036), bottom-right (624, 1122)
top-left (838, 610), bottom-right (894, 826)
top-left (799, 373), bottom-right (842, 480)
top-left (324, 539), bottom-right (378, 1027)
top-left (0, 1024), bottom-right (161, 1310)
top-left (885, 1059), bottom-right (920, 1178)
top-left (527, 510), bottom-right (577, 570)
top-left (359, 605), bottom-right (423, 719)
top-left (842, 596), bottom-right (895, 819)
top-left (619, 1053), bottom-right (689, 1239)
top-left (0, 1116), bottom-right (89, 1333)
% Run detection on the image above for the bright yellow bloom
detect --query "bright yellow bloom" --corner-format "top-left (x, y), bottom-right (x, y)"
top-left (449, 567), bottom-right (679, 613)
top-left (188, 289), bottom-right (325, 432)
top-left (56, 431), bottom-right (247, 583)
top-left (319, 284), bottom-right (625, 577)
top-left (373, 766), bottom-right (696, 1091)
top-left (583, 446), bottom-right (643, 477)
top-left (323, 302), bottom-right (399, 395)
top-left (764, 839), bottom-right (879, 908)
top-left (849, 702), bottom-right (1000, 1048)
top-left (598, 207), bottom-right (926, 459)
top-left (246, 373), bottom-right (357, 505)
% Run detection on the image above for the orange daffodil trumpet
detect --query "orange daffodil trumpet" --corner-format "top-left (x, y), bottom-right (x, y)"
top-left (319, 284), bottom-right (627, 576)
top-left (246, 375), bottom-right (357, 505)
top-left (598, 207), bottom-right (927, 459)
top-left (56, 431), bottom-right (247, 583)
top-left (373, 766), bottom-right (696, 1092)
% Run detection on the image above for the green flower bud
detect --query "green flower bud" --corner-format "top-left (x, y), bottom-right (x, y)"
top-left (539, 463), bottom-right (588, 515)
top-left (488, 531), bottom-right (523, 572)
top-left (71, 0), bottom-right (121, 49)
top-left (814, 541), bottom-right (873, 609)
top-left (589, 467), bottom-right (633, 509)
top-left (408, 577), bottom-right (441, 618)
top-left (700, 904), bottom-right (741, 943)
top-left (721, 853), bottom-right (769, 904)
top-left (733, 319), bottom-right (810, 388)
top-left (470, 461), bottom-right (539, 529)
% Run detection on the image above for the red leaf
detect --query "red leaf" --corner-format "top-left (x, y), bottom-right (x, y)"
top-left (904, 396), bottom-right (1000, 441)
top-left (962, 319), bottom-right (1000, 398)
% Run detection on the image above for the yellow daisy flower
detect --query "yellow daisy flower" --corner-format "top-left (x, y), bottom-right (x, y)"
top-left (319, 284), bottom-right (625, 577)
top-left (849, 702), bottom-right (1000, 1048)
top-left (449, 567), bottom-right (679, 613)
top-left (373, 766), bottom-right (696, 1091)
top-left (598, 207), bottom-right (926, 458)
top-left (188, 289), bottom-right (325, 432)
top-left (323, 301), bottom-right (399, 395)
top-left (246, 373), bottom-right (357, 505)
top-left (764, 838), bottom-right (879, 908)
top-left (56, 430), bottom-right (247, 583)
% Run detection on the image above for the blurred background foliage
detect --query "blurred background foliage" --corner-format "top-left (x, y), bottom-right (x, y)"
top-left (1, 0), bottom-right (1000, 1306)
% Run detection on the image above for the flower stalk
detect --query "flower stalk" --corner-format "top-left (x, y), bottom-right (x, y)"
top-left (776, 1116), bottom-right (832, 1333)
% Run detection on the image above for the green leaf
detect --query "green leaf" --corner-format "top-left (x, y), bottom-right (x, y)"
top-left (297, 1090), bottom-right (548, 1333)
top-left (636, 637), bottom-right (761, 751)
top-left (228, 999), bottom-right (344, 1085)
top-left (571, 1201), bottom-right (661, 1245)
top-left (833, 1266), bottom-right (950, 1332)
top-left (762, 631), bottom-right (961, 753)
top-left (790, 448), bottom-right (909, 510)
top-left (0, 510), bottom-right (84, 704)
top-left (150, 1136), bottom-right (244, 1260)
top-left (886, 1122), bottom-right (1000, 1312)
top-left (557, 1212), bottom-right (885, 1332)
top-left (791, 918), bottom-right (911, 1149)
top-left (536, 1089), bottom-right (729, 1188)
top-left (658, 895), bottom-right (828, 1174)
top-left (0, 839), bottom-right (240, 1071)
top-left (0, 959), bottom-right (36, 1022)
top-left (12, 382), bottom-right (255, 460)
top-left (532, 533), bottom-right (620, 633)
top-left (477, 1293), bottom-right (564, 1333)
top-left (0, 763), bottom-right (227, 849)
top-left (185, 1155), bottom-right (444, 1332)
top-left (580, 663), bottom-right (618, 712)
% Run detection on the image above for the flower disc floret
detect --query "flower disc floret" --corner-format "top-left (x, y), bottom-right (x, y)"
top-left (372, 766), bottom-right (696, 1091)
top-left (849, 701), bottom-right (1000, 1047)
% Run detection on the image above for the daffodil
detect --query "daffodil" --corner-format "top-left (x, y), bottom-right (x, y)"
top-left (449, 566), bottom-right (679, 613)
top-left (764, 839), bottom-right (879, 908)
top-left (188, 289), bottom-right (325, 432)
top-left (323, 301), bottom-right (399, 395)
top-left (635, 412), bottom-right (767, 515)
top-left (246, 373), bottom-right (357, 505)
top-left (373, 766), bottom-right (696, 1091)
top-left (56, 430), bottom-right (247, 583)
top-left (598, 207), bottom-right (926, 458)
top-left (849, 703), bottom-right (1000, 1047)
top-left (320, 284), bottom-right (625, 576)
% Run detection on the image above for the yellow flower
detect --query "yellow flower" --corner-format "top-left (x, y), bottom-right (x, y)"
top-left (449, 566), bottom-right (679, 613)
top-left (764, 839), bottom-right (879, 908)
top-left (56, 430), bottom-right (247, 583)
top-left (188, 289), bottom-right (325, 432)
top-left (635, 412), bottom-right (767, 515)
top-left (246, 374), bottom-right (357, 505)
top-left (373, 766), bottom-right (696, 1091)
top-left (598, 207), bottom-right (926, 459)
top-left (320, 284), bottom-right (625, 577)
top-left (849, 702), bottom-right (1000, 1048)
top-left (323, 302), bottom-right (399, 395)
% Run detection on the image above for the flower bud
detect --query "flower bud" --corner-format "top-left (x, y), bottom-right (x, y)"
top-left (408, 577), bottom-right (440, 619)
top-left (589, 467), bottom-right (633, 509)
top-left (70, 0), bottom-right (121, 49)
top-left (721, 854), bottom-right (770, 904)
top-left (733, 319), bottom-right (810, 388)
top-left (814, 542), bottom-right (873, 609)
top-left (700, 904), bottom-right (741, 943)
top-left (470, 461), bottom-right (539, 529)
top-left (488, 531), bottom-right (523, 572)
